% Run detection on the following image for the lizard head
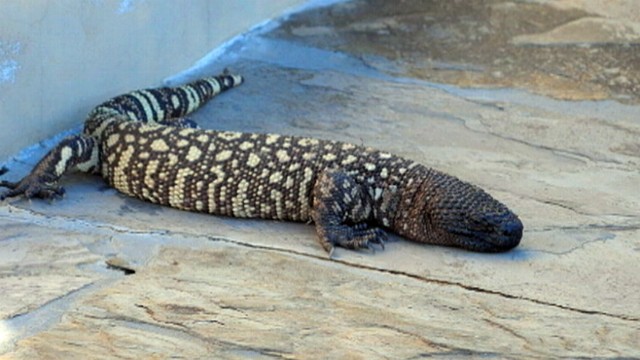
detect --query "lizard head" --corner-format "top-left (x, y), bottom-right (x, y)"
top-left (396, 169), bottom-right (523, 252)
top-left (425, 174), bottom-right (523, 252)
top-left (439, 204), bottom-right (523, 252)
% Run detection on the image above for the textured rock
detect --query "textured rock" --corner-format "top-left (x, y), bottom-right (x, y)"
top-left (3, 246), bottom-right (639, 359)
top-left (534, 0), bottom-right (640, 23)
top-left (0, 214), bottom-right (102, 320)
top-left (512, 17), bottom-right (640, 45)
top-left (1, 0), bottom-right (640, 358)
top-left (273, 0), bottom-right (640, 102)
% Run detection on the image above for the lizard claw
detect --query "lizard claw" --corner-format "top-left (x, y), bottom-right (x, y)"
top-left (0, 177), bottom-right (18, 201)
top-left (343, 226), bottom-right (388, 253)
top-left (363, 228), bottom-right (387, 253)
top-left (374, 228), bottom-right (387, 249)
top-left (327, 246), bottom-right (336, 259)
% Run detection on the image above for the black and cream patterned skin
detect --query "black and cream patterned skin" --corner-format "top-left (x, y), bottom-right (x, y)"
top-left (0, 71), bottom-right (523, 254)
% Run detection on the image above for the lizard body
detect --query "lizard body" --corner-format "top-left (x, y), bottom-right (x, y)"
top-left (0, 71), bottom-right (523, 253)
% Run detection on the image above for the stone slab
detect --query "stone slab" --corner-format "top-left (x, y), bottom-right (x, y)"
top-left (1, 0), bottom-right (640, 358)
top-left (0, 216), bottom-right (103, 320)
top-left (3, 246), bottom-right (639, 359)
top-left (512, 17), bottom-right (640, 45)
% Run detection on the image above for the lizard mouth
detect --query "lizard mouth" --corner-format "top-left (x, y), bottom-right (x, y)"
top-left (451, 217), bottom-right (523, 252)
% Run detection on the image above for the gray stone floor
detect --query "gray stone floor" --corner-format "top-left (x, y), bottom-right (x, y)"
top-left (1, 1), bottom-right (639, 358)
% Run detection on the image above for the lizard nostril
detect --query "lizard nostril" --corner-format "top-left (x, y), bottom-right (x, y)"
top-left (500, 218), bottom-right (523, 240)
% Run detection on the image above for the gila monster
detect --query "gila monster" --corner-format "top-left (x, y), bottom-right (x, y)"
top-left (0, 71), bottom-right (523, 255)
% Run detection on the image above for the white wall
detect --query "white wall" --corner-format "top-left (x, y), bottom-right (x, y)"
top-left (0, 0), bottom-right (304, 160)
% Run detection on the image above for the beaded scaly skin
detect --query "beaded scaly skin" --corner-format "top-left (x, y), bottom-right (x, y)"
top-left (0, 71), bottom-right (523, 255)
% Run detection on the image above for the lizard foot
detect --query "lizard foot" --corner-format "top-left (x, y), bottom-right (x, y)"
top-left (347, 223), bottom-right (387, 252)
top-left (0, 171), bottom-right (65, 201)
top-left (319, 224), bottom-right (388, 256)
top-left (311, 169), bottom-right (387, 256)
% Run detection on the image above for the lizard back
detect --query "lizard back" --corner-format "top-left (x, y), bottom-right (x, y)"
top-left (101, 120), bottom-right (416, 223)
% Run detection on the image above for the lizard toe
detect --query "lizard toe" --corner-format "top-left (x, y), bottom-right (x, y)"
top-left (346, 227), bottom-right (388, 252)
top-left (0, 180), bottom-right (18, 190)
top-left (38, 185), bottom-right (66, 200)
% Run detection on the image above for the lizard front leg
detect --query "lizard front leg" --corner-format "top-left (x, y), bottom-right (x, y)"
top-left (311, 169), bottom-right (387, 256)
top-left (0, 135), bottom-right (97, 200)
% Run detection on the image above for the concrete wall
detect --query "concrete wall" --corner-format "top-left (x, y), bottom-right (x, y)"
top-left (0, 0), bottom-right (304, 160)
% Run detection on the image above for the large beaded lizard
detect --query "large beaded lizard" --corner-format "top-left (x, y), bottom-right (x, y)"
top-left (0, 71), bottom-right (523, 254)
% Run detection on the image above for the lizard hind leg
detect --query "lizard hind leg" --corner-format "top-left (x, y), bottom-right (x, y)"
top-left (0, 135), bottom-right (97, 201)
top-left (311, 169), bottom-right (387, 256)
top-left (0, 179), bottom-right (65, 201)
